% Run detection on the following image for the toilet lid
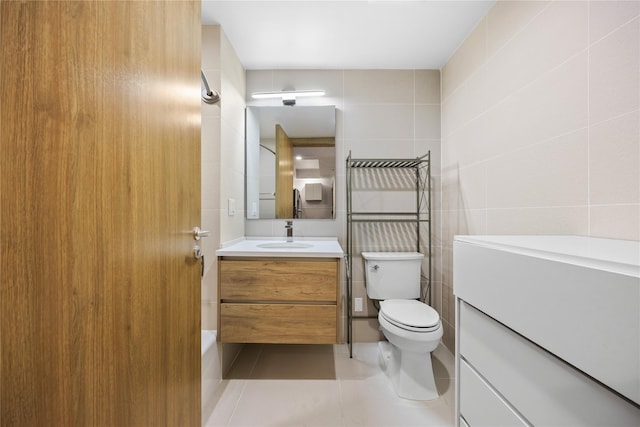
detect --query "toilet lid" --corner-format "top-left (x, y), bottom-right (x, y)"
top-left (380, 300), bottom-right (440, 329)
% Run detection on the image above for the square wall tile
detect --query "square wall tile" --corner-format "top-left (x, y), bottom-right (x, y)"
top-left (441, 68), bottom-right (488, 137)
top-left (353, 319), bottom-right (384, 342)
top-left (442, 284), bottom-right (454, 327)
top-left (415, 70), bottom-right (441, 104)
top-left (201, 25), bottom-right (220, 70)
top-left (485, 0), bottom-right (587, 108)
top-left (589, 1), bottom-right (640, 43)
top-left (441, 209), bottom-right (487, 250)
top-left (220, 30), bottom-right (244, 91)
top-left (485, 51), bottom-right (588, 159)
top-left (246, 70), bottom-right (274, 94)
top-left (432, 280), bottom-right (443, 316)
top-left (344, 70), bottom-right (414, 105)
top-left (415, 139), bottom-right (442, 176)
top-left (346, 138), bottom-right (416, 159)
top-left (590, 204), bottom-right (640, 241)
top-left (589, 111), bottom-right (640, 205)
top-left (441, 117), bottom-right (489, 168)
top-left (202, 162), bottom-right (220, 210)
top-left (442, 17), bottom-right (487, 101)
top-left (486, 129), bottom-right (588, 209)
top-left (201, 116), bottom-right (220, 164)
top-left (343, 104), bottom-right (415, 140)
top-left (442, 246), bottom-right (453, 287)
top-left (486, 206), bottom-right (589, 236)
top-left (589, 19), bottom-right (640, 124)
top-left (201, 264), bottom-right (217, 301)
top-left (415, 105), bottom-right (442, 140)
top-left (201, 300), bottom-right (217, 331)
top-left (442, 162), bottom-right (487, 211)
top-left (442, 320), bottom-right (455, 352)
top-left (432, 243), bottom-right (444, 283)
top-left (487, 1), bottom-right (551, 57)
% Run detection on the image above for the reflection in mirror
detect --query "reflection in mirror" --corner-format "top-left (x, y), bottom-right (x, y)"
top-left (246, 106), bottom-right (336, 220)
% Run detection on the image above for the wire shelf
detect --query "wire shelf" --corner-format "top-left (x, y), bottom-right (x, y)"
top-left (345, 150), bottom-right (432, 358)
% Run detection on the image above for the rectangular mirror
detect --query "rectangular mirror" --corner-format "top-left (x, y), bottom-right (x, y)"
top-left (246, 106), bottom-right (336, 220)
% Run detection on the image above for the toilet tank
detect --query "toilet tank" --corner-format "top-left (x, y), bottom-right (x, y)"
top-left (362, 252), bottom-right (424, 300)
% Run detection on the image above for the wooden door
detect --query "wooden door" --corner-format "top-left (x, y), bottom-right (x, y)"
top-left (1, 2), bottom-right (201, 425)
top-left (275, 124), bottom-right (294, 218)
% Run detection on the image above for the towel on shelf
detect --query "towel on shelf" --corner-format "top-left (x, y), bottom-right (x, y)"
top-left (305, 183), bottom-right (323, 201)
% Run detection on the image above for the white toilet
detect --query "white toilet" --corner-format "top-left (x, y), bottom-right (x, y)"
top-left (362, 252), bottom-right (443, 401)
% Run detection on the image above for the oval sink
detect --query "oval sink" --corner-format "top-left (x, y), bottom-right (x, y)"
top-left (257, 242), bottom-right (313, 249)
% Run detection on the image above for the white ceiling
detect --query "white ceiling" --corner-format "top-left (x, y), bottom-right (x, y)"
top-left (201, 1), bottom-right (495, 70)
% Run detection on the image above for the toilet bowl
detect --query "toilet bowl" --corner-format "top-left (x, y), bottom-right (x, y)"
top-left (377, 299), bottom-right (443, 400)
top-left (362, 252), bottom-right (442, 401)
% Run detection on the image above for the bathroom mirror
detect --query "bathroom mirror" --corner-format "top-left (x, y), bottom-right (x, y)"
top-left (246, 105), bottom-right (336, 220)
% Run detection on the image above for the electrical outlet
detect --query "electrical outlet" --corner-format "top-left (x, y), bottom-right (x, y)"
top-left (354, 297), bottom-right (363, 312)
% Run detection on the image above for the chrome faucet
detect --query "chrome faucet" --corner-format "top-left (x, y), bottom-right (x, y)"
top-left (285, 220), bottom-right (293, 242)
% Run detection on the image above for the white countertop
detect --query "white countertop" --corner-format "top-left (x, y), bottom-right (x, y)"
top-left (454, 235), bottom-right (640, 278)
top-left (216, 237), bottom-right (344, 258)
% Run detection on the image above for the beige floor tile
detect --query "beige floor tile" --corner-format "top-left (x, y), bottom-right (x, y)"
top-left (206, 342), bottom-right (455, 427)
top-left (251, 344), bottom-right (337, 380)
top-left (228, 380), bottom-right (343, 427)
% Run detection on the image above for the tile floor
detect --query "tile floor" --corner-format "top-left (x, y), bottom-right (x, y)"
top-left (204, 342), bottom-right (455, 426)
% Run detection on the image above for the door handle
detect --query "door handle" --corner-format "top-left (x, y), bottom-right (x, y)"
top-left (192, 226), bottom-right (210, 241)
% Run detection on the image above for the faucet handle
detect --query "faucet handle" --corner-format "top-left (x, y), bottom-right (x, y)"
top-left (285, 220), bottom-right (293, 229)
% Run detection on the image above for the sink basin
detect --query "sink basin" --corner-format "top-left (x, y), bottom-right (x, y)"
top-left (257, 242), bottom-right (313, 249)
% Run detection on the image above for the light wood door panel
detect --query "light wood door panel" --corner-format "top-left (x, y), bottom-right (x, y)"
top-left (1, 2), bottom-right (201, 425)
top-left (275, 124), bottom-right (294, 218)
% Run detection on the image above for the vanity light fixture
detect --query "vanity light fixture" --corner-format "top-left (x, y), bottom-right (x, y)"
top-left (251, 89), bottom-right (325, 106)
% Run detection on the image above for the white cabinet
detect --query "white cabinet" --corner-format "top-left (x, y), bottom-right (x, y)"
top-left (459, 356), bottom-right (526, 426)
top-left (454, 236), bottom-right (640, 426)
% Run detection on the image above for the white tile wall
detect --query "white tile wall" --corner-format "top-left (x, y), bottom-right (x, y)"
top-left (441, 0), bottom-right (640, 351)
top-left (201, 25), bottom-right (222, 332)
top-left (201, 25), bottom-right (246, 329)
top-left (201, 24), bottom-right (247, 425)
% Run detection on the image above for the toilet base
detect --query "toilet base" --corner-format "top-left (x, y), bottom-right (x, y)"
top-left (378, 341), bottom-right (439, 401)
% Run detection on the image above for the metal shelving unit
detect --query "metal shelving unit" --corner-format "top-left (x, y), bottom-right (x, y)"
top-left (345, 151), bottom-right (432, 358)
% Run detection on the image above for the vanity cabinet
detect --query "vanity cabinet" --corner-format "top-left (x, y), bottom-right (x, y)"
top-left (218, 257), bottom-right (340, 344)
top-left (454, 236), bottom-right (640, 427)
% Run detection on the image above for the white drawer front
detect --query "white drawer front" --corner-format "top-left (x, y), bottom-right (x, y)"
top-left (460, 360), bottom-right (526, 427)
top-left (460, 301), bottom-right (640, 426)
top-left (454, 239), bottom-right (639, 404)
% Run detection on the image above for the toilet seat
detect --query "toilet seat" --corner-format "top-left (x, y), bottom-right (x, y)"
top-left (380, 299), bottom-right (440, 332)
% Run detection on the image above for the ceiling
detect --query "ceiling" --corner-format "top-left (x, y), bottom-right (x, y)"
top-left (201, 1), bottom-right (495, 70)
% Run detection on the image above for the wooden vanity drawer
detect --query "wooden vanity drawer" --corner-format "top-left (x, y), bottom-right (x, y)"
top-left (219, 258), bottom-right (338, 302)
top-left (220, 303), bottom-right (337, 344)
